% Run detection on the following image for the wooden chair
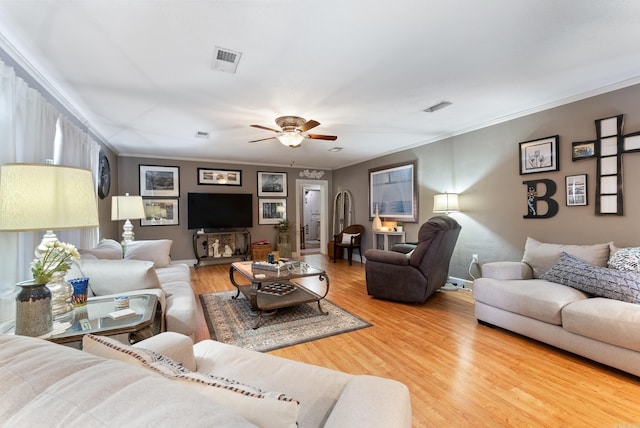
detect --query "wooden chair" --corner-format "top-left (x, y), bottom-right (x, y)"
top-left (333, 224), bottom-right (365, 265)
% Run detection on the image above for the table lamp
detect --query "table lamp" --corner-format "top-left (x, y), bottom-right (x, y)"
top-left (111, 193), bottom-right (145, 244)
top-left (0, 163), bottom-right (99, 252)
top-left (0, 163), bottom-right (99, 334)
top-left (433, 192), bottom-right (460, 214)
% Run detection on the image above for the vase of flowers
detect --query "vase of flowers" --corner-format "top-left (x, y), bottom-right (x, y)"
top-left (31, 241), bottom-right (80, 284)
top-left (36, 241), bottom-right (79, 320)
top-left (15, 241), bottom-right (80, 336)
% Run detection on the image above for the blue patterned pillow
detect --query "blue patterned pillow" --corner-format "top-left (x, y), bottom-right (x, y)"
top-left (541, 252), bottom-right (640, 304)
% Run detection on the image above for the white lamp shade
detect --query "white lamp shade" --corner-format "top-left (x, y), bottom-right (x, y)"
top-left (277, 132), bottom-right (304, 147)
top-left (111, 195), bottom-right (145, 221)
top-left (0, 163), bottom-right (99, 231)
top-left (433, 193), bottom-right (460, 213)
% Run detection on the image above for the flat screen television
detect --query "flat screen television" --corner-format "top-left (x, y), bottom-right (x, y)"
top-left (187, 193), bottom-right (253, 230)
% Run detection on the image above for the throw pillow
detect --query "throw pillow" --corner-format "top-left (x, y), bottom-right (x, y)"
top-left (79, 239), bottom-right (123, 260)
top-left (341, 233), bottom-right (359, 244)
top-left (522, 237), bottom-right (612, 278)
top-left (125, 239), bottom-right (173, 268)
top-left (541, 252), bottom-right (640, 304)
top-left (75, 259), bottom-right (161, 296)
top-left (608, 247), bottom-right (640, 272)
top-left (83, 334), bottom-right (300, 428)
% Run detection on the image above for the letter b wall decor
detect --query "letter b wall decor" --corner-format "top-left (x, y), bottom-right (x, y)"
top-left (523, 179), bottom-right (559, 219)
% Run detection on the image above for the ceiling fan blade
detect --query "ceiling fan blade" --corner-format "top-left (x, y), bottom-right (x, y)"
top-left (250, 124), bottom-right (281, 133)
top-left (298, 119), bottom-right (320, 132)
top-left (249, 136), bottom-right (278, 143)
top-left (307, 134), bottom-right (338, 141)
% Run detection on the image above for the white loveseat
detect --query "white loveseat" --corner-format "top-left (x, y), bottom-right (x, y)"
top-left (66, 239), bottom-right (197, 338)
top-left (0, 332), bottom-right (412, 427)
top-left (472, 238), bottom-right (640, 377)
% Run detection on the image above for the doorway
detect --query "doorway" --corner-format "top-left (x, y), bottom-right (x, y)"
top-left (295, 179), bottom-right (328, 257)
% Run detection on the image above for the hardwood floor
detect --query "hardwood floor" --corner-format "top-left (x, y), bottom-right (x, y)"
top-left (191, 255), bottom-right (640, 427)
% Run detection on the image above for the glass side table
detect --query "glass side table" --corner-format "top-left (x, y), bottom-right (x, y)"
top-left (4, 294), bottom-right (159, 347)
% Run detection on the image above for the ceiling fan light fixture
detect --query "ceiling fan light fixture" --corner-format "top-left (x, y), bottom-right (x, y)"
top-left (277, 132), bottom-right (304, 147)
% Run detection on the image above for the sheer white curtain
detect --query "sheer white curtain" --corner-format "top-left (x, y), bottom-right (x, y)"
top-left (55, 116), bottom-right (101, 248)
top-left (0, 59), bottom-right (59, 297)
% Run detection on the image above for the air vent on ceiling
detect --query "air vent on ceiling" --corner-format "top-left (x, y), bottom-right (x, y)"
top-left (211, 46), bottom-right (242, 74)
top-left (423, 101), bottom-right (452, 113)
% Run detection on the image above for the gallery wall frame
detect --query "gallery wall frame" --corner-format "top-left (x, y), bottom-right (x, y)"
top-left (139, 165), bottom-right (180, 197)
top-left (519, 135), bottom-right (559, 175)
top-left (571, 141), bottom-right (596, 161)
top-left (565, 174), bottom-right (588, 207)
top-left (368, 160), bottom-right (418, 222)
top-left (197, 168), bottom-right (242, 186)
top-left (257, 171), bottom-right (287, 197)
top-left (141, 198), bottom-right (179, 226)
top-left (259, 199), bottom-right (286, 224)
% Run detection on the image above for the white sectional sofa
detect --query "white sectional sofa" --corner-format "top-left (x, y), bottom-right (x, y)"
top-left (0, 332), bottom-right (412, 427)
top-left (473, 238), bottom-right (640, 377)
top-left (66, 239), bottom-right (198, 338)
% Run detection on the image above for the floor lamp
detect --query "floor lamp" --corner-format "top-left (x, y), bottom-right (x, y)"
top-left (111, 193), bottom-right (145, 244)
top-left (433, 192), bottom-right (460, 291)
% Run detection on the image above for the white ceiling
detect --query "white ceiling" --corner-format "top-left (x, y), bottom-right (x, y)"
top-left (1, 0), bottom-right (640, 170)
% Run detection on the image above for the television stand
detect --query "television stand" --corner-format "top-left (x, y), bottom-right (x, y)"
top-left (193, 229), bottom-right (251, 268)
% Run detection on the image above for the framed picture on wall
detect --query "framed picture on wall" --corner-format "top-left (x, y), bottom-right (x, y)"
top-left (519, 135), bottom-right (559, 175)
top-left (572, 141), bottom-right (596, 161)
top-left (197, 168), bottom-right (242, 186)
top-left (257, 171), bottom-right (287, 197)
top-left (566, 174), bottom-right (587, 206)
top-left (139, 165), bottom-right (180, 197)
top-left (141, 199), bottom-right (179, 226)
top-left (259, 199), bottom-right (286, 224)
top-left (368, 161), bottom-right (418, 222)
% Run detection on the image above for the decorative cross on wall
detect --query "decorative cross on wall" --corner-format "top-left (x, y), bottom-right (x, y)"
top-left (572, 114), bottom-right (640, 215)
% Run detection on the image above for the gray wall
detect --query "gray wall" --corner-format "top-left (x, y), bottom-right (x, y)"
top-left (114, 157), bottom-right (332, 260)
top-left (333, 84), bottom-right (640, 280)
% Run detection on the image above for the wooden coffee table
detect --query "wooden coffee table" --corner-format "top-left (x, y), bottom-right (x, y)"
top-left (229, 260), bottom-right (330, 328)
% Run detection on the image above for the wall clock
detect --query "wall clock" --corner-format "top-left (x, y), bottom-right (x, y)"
top-left (98, 151), bottom-right (111, 199)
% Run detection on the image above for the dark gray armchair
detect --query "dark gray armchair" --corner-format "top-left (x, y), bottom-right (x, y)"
top-left (364, 216), bottom-right (461, 303)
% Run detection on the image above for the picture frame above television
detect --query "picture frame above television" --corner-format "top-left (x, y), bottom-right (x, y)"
top-left (198, 168), bottom-right (242, 186)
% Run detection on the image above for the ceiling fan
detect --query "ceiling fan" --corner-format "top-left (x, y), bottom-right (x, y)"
top-left (249, 116), bottom-right (337, 147)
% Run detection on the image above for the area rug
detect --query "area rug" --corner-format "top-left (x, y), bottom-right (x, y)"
top-left (199, 290), bottom-right (372, 352)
